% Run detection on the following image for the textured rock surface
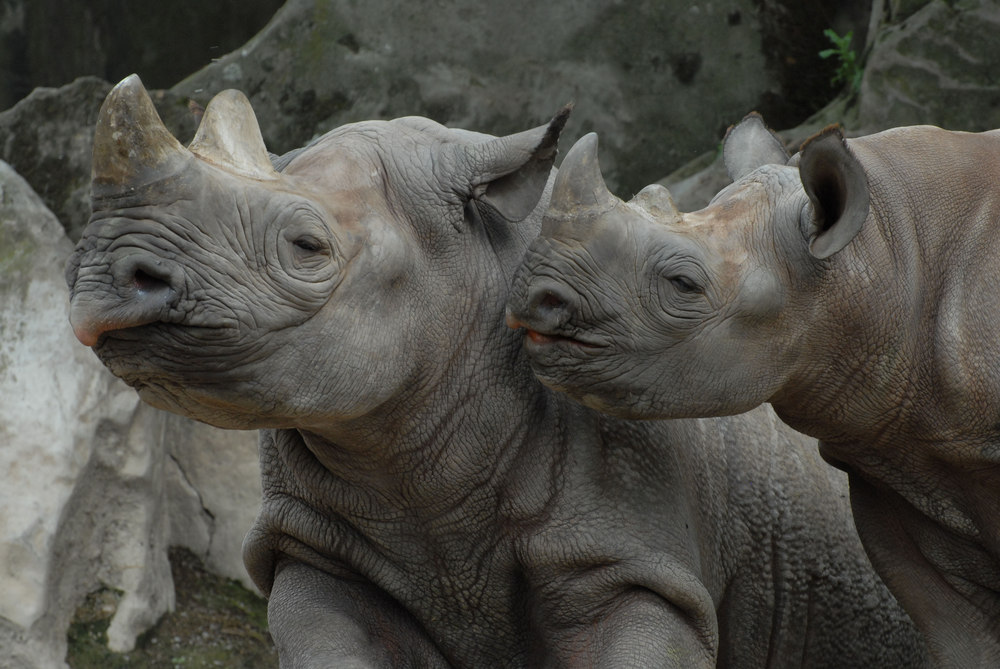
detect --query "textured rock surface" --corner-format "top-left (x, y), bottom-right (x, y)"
top-left (0, 161), bottom-right (164, 666)
top-left (0, 162), bottom-right (257, 667)
top-left (859, 0), bottom-right (1000, 131)
top-left (0, 77), bottom-right (111, 242)
top-left (163, 413), bottom-right (261, 590)
top-left (172, 0), bottom-right (865, 195)
top-left (0, 0), bottom-right (283, 110)
top-left (662, 0), bottom-right (1000, 210)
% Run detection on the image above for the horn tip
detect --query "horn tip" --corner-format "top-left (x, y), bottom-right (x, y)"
top-left (117, 73), bottom-right (144, 89)
top-left (106, 74), bottom-right (147, 104)
top-left (576, 131), bottom-right (599, 154)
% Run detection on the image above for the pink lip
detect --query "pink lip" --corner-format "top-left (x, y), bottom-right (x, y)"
top-left (70, 306), bottom-right (154, 347)
top-left (526, 329), bottom-right (558, 344)
top-left (504, 312), bottom-right (525, 331)
top-left (505, 311), bottom-right (602, 348)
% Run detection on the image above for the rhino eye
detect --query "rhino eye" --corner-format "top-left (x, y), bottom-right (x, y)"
top-left (293, 236), bottom-right (326, 253)
top-left (668, 275), bottom-right (700, 294)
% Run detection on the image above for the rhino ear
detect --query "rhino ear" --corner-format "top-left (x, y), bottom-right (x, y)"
top-left (188, 89), bottom-right (278, 181)
top-left (798, 126), bottom-right (869, 259)
top-left (723, 112), bottom-right (790, 182)
top-left (467, 104), bottom-right (572, 222)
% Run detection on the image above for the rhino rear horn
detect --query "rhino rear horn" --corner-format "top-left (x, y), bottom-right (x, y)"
top-left (723, 112), bottom-right (790, 182)
top-left (463, 105), bottom-right (572, 223)
top-left (798, 126), bottom-right (869, 259)
top-left (92, 74), bottom-right (193, 197)
top-left (188, 89), bottom-right (278, 181)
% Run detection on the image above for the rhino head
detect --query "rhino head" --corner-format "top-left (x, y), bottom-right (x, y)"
top-left (506, 115), bottom-right (869, 419)
top-left (67, 75), bottom-right (568, 431)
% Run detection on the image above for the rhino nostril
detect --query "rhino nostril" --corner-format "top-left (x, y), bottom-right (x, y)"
top-left (537, 291), bottom-right (567, 312)
top-left (527, 283), bottom-right (573, 320)
top-left (132, 268), bottom-right (171, 295)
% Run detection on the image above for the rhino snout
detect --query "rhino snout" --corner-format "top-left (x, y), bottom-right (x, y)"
top-left (507, 278), bottom-right (577, 336)
top-left (69, 254), bottom-right (183, 346)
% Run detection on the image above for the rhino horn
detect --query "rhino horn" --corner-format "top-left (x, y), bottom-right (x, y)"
top-left (92, 74), bottom-right (193, 197)
top-left (545, 132), bottom-right (618, 226)
top-left (188, 89), bottom-right (278, 181)
top-left (631, 183), bottom-right (681, 224)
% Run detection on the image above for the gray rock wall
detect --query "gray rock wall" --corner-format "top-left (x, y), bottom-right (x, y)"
top-left (660, 0), bottom-right (1000, 211)
top-left (859, 0), bottom-right (1000, 131)
top-left (172, 0), bottom-right (866, 196)
top-left (0, 0), bottom-right (283, 110)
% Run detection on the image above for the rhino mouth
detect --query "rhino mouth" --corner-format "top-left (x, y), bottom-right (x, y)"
top-left (91, 321), bottom-right (241, 388)
top-left (504, 312), bottom-right (605, 350)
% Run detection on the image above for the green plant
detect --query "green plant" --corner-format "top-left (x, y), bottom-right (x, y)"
top-left (819, 28), bottom-right (862, 93)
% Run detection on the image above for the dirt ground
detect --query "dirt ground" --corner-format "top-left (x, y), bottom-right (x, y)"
top-left (66, 547), bottom-right (277, 668)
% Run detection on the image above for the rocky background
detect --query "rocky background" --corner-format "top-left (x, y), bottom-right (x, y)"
top-left (2, 0), bottom-right (999, 667)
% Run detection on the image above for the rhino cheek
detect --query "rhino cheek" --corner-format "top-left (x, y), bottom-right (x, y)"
top-left (735, 267), bottom-right (785, 324)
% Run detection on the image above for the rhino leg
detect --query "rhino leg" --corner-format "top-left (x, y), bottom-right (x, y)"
top-left (539, 591), bottom-right (717, 668)
top-left (268, 559), bottom-right (449, 669)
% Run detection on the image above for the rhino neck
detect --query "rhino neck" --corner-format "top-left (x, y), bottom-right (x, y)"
top-left (288, 315), bottom-right (569, 525)
top-left (772, 245), bottom-right (1000, 539)
top-left (249, 355), bottom-right (574, 662)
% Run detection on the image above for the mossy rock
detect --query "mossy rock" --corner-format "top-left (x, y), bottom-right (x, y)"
top-left (66, 548), bottom-right (276, 669)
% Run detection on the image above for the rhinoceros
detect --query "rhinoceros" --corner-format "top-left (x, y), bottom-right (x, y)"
top-left (506, 119), bottom-right (1000, 667)
top-left (66, 77), bottom-right (927, 668)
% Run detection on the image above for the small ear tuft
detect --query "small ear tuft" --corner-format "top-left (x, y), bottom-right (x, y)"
top-left (723, 112), bottom-right (790, 182)
top-left (798, 125), bottom-right (869, 259)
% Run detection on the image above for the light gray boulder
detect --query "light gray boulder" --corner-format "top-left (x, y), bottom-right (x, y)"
top-left (0, 161), bottom-right (258, 667)
top-left (0, 160), bottom-right (165, 665)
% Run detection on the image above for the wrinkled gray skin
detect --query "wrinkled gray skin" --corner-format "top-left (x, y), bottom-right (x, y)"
top-left (507, 118), bottom-right (1000, 667)
top-left (67, 78), bottom-right (927, 668)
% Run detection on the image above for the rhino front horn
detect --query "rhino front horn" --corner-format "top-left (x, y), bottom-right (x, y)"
top-left (92, 74), bottom-right (193, 198)
top-left (547, 132), bottom-right (618, 220)
top-left (188, 89), bottom-right (278, 181)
